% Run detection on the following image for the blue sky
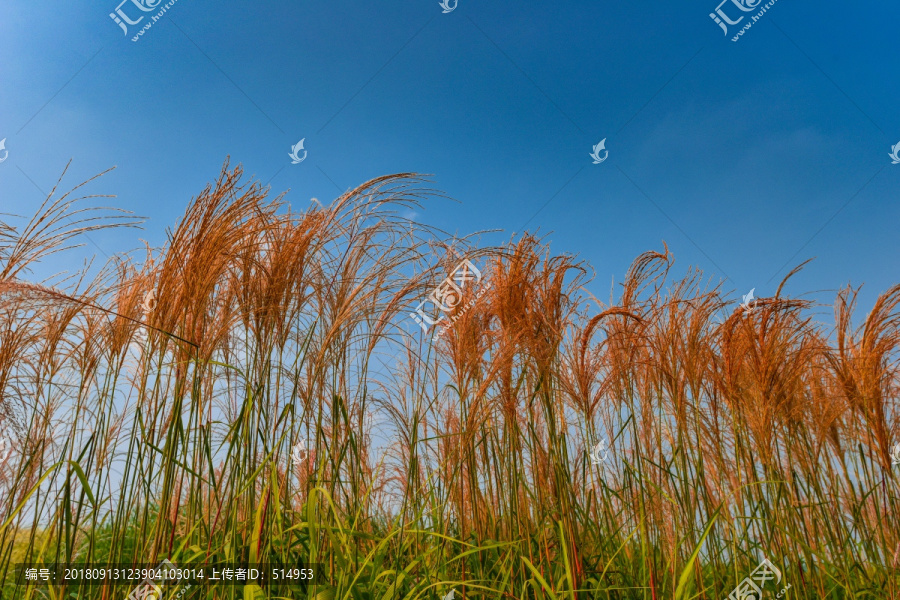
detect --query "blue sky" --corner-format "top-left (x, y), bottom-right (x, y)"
top-left (1, 0), bottom-right (898, 315)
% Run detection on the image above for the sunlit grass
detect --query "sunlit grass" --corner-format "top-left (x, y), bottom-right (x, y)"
top-left (0, 163), bottom-right (898, 599)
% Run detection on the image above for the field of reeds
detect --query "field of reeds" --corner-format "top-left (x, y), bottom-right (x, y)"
top-left (1, 163), bottom-right (898, 599)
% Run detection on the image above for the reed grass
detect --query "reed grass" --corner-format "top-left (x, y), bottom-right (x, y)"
top-left (0, 162), bottom-right (897, 599)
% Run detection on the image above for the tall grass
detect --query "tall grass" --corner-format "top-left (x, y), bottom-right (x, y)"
top-left (0, 163), bottom-right (897, 599)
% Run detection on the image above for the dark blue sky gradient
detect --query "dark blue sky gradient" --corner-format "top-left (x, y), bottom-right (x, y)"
top-left (1, 0), bottom-right (898, 315)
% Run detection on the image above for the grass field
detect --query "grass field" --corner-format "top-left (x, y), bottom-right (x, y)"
top-left (1, 164), bottom-right (898, 599)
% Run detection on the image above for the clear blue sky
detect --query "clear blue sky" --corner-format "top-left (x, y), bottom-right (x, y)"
top-left (2, 0), bottom-right (898, 313)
